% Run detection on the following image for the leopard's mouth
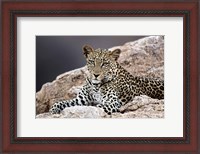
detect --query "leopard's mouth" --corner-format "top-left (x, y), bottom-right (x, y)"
top-left (91, 79), bottom-right (101, 85)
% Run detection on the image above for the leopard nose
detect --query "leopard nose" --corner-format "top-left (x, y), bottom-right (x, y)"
top-left (94, 74), bottom-right (100, 78)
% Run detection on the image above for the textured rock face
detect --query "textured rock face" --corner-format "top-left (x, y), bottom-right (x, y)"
top-left (36, 67), bottom-right (88, 114)
top-left (36, 36), bottom-right (164, 118)
top-left (36, 106), bottom-right (107, 118)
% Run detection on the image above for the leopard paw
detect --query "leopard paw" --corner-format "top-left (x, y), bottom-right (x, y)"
top-left (96, 104), bottom-right (120, 115)
top-left (49, 106), bottom-right (61, 114)
top-left (96, 104), bottom-right (112, 115)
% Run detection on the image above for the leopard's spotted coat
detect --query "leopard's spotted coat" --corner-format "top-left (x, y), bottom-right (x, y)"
top-left (49, 45), bottom-right (164, 115)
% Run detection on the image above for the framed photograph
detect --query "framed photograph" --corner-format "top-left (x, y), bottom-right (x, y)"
top-left (1, 1), bottom-right (199, 153)
top-left (36, 35), bottom-right (165, 119)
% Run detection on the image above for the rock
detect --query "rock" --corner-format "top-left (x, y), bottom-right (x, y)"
top-left (115, 95), bottom-right (164, 118)
top-left (36, 36), bottom-right (164, 118)
top-left (36, 112), bottom-right (61, 118)
top-left (36, 106), bottom-right (107, 118)
top-left (114, 35), bottom-right (164, 79)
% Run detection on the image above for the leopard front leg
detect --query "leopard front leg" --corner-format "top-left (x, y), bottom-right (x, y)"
top-left (49, 99), bottom-right (76, 114)
top-left (97, 101), bottom-right (122, 115)
top-left (49, 85), bottom-right (91, 114)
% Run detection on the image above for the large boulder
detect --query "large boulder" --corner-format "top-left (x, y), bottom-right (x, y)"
top-left (36, 36), bottom-right (164, 118)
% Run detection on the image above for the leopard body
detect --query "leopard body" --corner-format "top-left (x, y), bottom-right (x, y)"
top-left (49, 45), bottom-right (164, 115)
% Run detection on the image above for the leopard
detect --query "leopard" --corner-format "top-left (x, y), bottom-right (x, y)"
top-left (49, 45), bottom-right (164, 115)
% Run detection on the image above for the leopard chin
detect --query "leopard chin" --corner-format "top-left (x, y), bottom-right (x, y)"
top-left (91, 79), bottom-right (101, 84)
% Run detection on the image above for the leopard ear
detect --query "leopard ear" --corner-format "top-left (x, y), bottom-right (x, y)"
top-left (83, 45), bottom-right (94, 58)
top-left (109, 49), bottom-right (121, 60)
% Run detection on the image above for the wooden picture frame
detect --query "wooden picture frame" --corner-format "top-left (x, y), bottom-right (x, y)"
top-left (1, 1), bottom-right (199, 153)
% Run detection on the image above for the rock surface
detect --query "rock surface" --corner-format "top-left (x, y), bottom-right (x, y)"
top-left (36, 106), bottom-right (107, 118)
top-left (36, 36), bottom-right (164, 118)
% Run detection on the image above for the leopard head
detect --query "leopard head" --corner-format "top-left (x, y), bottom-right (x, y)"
top-left (83, 45), bottom-right (121, 85)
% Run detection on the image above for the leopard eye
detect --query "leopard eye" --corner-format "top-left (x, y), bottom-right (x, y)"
top-left (101, 62), bottom-right (110, 67)
top-left (87, 60), bottom-right (94, 65)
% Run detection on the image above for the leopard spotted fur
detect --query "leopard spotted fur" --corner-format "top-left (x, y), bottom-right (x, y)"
top-left (49, 45), bottom-right (164, 115)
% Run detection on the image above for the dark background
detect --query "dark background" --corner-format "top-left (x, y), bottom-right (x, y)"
top-left (36, 36), bottom-right (145, 92)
